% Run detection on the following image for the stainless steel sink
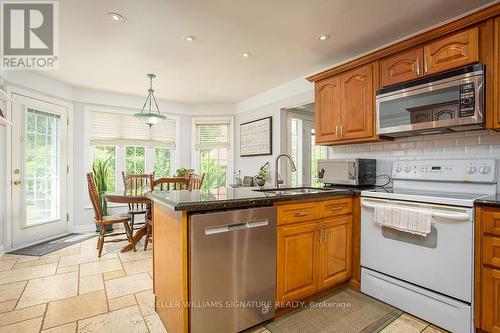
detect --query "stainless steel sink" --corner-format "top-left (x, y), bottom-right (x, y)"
top-left (253, 187), bottom-right (344, 196)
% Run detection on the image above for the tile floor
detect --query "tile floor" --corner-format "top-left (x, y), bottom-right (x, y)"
top-left (0, 235), bottom-right (448, 333)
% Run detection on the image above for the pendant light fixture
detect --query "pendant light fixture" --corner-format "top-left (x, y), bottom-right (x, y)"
top-left (134, 73), bottom-right (166, 128)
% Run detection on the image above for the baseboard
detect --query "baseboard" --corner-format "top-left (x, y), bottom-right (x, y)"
top-left (73, 225), bottom-right (97, 233)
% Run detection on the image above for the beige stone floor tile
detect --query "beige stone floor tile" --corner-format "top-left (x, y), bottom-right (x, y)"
top-left (102, 270), bottom-right (126, 281)
top-left (0, 263), bottom-right (57, 285)
top-left (16, 256), bottom-right (41, 263)
top-left (122, 258), bottom-right (152, 276)
top-left (58, 251), bottom-right (117, 268)
top-left (43, 244), bottom-right (81, 258)
top-left (243, 325), bottom-right (268, 333)
top-left (381, 313), bottom-right (429, 333)
top-left (77, 305), bottom-right (148, 333)
top-left (0, 299), bottom-right (17, 313)
top-left (0, 280), bottom-right (26, 302)
top-left (423, 325), bottom-right (449, 333)
top-left (16, 271), bottom-right (78, 309)
top-left (0, 316), bottom-right (43, 333)
top-left (43, 290), bottom-right (108, 329)
top-left (148, 271), bottom-right (153, 279)
top-left (105, 273), bottom-right (152, 299)
top-left (12, 256), bottom-right (59, 270)
top-left (108, 294), bottom-right (137, 311)
top-left (0, 259), bottom-right (17, 272)
top-left (57, 264), bottom-right (78, 275)
top-left (144, 313), bottom-right (167, 333)
top-left (41, 322), bottom-right (77, 333)
top-left (0, 303), bottom-right (46, 326)
top-left (79, 274), bottom-right (104, 295)
top-left (79, 258), bottom-right (122, 277)
top-left (135, 289), bottom-right (154, 316)
top-left (118, 250), bottom-right (152, 263)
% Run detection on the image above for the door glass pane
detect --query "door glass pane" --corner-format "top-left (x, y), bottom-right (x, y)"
top-left (311, 129), bottom-right (328, 187)
top-left (290, 118), bottom-right (299, 187)
top-left (125, 146), bottom-right (145, 174)
top-left (154, 148), bottom-right (172, 178)
top-left (24, 109), bottom-right (61, 225)
top-left (93, 146), bottom-right (116, 193)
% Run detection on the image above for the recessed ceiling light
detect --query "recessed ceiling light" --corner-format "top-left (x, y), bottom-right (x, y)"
top-left (108, 12), bottom-right (124, 22)
top-left (317, 34), bottom-right (330, 41)
top-left (241, 52), bottom-right (252, 58)
top-left (184, 35), bottom-right (197, 42)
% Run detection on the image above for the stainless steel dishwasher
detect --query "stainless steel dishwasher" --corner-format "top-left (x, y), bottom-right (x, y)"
top-left (190, 206), bottom-right (277, 333)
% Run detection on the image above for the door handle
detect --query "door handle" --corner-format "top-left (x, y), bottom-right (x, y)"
top-left (339, 125), bottom-right (343, 138)
top-left (319, 227), bottom-right (323, 243)
top-left (13, 180), bottom-right (21, 185)
top-left (424, 56), bottom-right (428, 74)
top-left (294, 212), bottom-right (309, 217)
top-left (335, 125), bottom-right (339, 139)
top-left (416, 58), bottom-right (420, 76)
top-left (330, 207), bottom-right (343, 211)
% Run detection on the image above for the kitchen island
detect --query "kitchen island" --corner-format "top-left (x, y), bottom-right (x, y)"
top-left (146, 186), bottom-right (359, 333)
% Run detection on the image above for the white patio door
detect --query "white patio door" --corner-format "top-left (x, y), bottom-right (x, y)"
top-left (11, 94), bottom-right (69, 248)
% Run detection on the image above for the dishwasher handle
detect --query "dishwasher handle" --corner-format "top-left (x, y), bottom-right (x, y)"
top-left (205, 219), bottom-right (269, 235)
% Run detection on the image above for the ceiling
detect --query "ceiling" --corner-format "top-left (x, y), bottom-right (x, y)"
top-left (41, 0), bottom-right (495, 104)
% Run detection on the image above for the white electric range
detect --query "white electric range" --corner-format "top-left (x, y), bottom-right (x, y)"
top-left (360, 159), bottom-right (497, 333)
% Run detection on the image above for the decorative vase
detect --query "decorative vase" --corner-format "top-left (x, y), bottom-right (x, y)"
top-left (255, 177), bottom-right (266, 187)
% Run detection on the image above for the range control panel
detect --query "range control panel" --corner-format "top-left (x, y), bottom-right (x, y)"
top-left (459, 82), bottom-right (476, 117)
top-left (392, 159), bottom-right (497, 183)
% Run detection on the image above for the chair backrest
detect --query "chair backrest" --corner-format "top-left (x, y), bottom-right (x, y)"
top-left (86, 172), bottom-right (103, 222)
top-left (152, 177), bottom-right (190, 191)
top-left (122, 172), bottom-right (154, 209)
top-left (188, 173), bottom-right (205, 190)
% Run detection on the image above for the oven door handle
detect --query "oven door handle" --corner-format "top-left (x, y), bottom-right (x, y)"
top-left (361, 202), bottom-right (471, 221)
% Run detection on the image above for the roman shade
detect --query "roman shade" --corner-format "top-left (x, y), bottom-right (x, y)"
top-left (90, 111), bottom-right (176, 149)
top-left (194, 121), bottom-right (231, 150)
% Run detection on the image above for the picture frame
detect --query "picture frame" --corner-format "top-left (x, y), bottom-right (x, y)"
top-left (240, 116), bottom-right (272, 157)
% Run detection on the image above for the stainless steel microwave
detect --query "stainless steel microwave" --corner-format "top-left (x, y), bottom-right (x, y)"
top-left (376, 64), bottom-right (485, 138)
top-left (317, 159), bottom-right (376, 186)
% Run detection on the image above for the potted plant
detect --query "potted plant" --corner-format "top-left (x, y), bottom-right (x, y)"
top-left (254, 162), bottom-right (270, 188)
top-left (176, 168), bottom-right (195, 177)
top-left (92, 158), bottom-right (113, 232)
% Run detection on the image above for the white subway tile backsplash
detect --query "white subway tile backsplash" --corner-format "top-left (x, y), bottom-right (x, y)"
top-left (456, 136), bottom-right (479, 145)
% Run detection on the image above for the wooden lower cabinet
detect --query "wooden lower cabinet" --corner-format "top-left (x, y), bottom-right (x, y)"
top-left (482, 267), bottom-right (500, 333)
top-left (276, 222), bottom-right (319, 302)
top-left (276, 200), bottom-right (353, 303)
top-left (318, 216), bottom-right (352, 289)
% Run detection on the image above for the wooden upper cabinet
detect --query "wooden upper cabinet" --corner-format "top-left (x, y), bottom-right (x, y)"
top-left (380, 48), bottom-right (424, 87)
top-left (339, 64), bottom-right (375, 140)
top-left (318, 216), bottom-right (352, 289)
top-left (495, 17), bottom-right (500, 129)
top-left (315, 76), bottom-right (341, 143)
top-left (424, 27), bottom-right (479, 75)
top-left (276, 222), bottom-right (319, 302)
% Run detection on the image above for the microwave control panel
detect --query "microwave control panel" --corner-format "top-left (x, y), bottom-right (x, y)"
top-left (459, 83), bottom-right (475, 117)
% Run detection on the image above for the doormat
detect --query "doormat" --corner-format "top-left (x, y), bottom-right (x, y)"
top-left (7, 233), bottom-right (97, 256)
top-left (266, 288), bottom-right (402, 333)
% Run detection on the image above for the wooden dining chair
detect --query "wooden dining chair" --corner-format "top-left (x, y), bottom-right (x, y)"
top-left (188, 173), bottom-right (205, 190)
top-left (121, 171), bottom-right (154, 235)
top-left (143, 177), bottom-right (190, 250)
top-left (87, 173), bottom-right (133, 257)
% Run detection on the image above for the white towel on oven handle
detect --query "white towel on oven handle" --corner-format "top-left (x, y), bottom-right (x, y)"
top-left (373, 204), bottom-right (432, 237)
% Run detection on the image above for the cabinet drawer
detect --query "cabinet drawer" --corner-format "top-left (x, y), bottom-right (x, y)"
top-left (484, 210), bottom-right (500, 237)
top-left (483, 236), bottom-right (500, 269)
top-left (321, 198), bottom-right (352, 218)
top-left (277, 202), bottom-right (320, 226)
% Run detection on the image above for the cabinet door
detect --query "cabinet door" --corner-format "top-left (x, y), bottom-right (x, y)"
top-left (339, 64), bottom-right (375, 140)
top-left (482, 267), bottom-right (500, 333)
top-left (495, 18), bottom-right (500, 129)
top-left (318, 216), bottom-right (352, 289)
top-left (315, 76), bottom-right (341, 143)
top-left (380, 48), bottom-right (423, 87)
top-left (276, 223), bottom-right (319, 302)
top-left (424, 27), bottom-right (479, 75)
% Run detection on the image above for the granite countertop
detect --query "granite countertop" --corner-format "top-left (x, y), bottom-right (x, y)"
top-left (475, 194), bottom-right (500, 208)
top-left (145, 185), bottom-right (370, 212)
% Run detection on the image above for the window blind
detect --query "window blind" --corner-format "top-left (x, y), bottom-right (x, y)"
top-left (90, 111), bottom-right (176, 149)
top-left (194, 121), bottom-right (231, 150)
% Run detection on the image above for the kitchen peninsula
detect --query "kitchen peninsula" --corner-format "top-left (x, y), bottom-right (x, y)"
top-left (146, 186), bottom-right (359, 333)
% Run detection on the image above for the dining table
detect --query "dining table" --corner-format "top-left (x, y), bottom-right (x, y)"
top-left (104, 189), bottom-right (151, 253)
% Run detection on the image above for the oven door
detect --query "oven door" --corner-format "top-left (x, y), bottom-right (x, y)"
top-left (376, 69), bottom-right (484, 136)
top-left (360, 197), bottom-right (473, 302)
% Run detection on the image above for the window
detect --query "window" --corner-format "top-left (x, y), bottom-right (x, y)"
top-left (194, 120), bottom-right (232, 190)
top-left (310, 129), bottom-right (328, 187)
top-left (154, 148), bottom-right (172, 178)
top-left (125, 146), bottom-right (145, 174)
top-left (93, 146), bottom-right (116, 193)
top-left (89, 110), bottom-right (178, 193)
